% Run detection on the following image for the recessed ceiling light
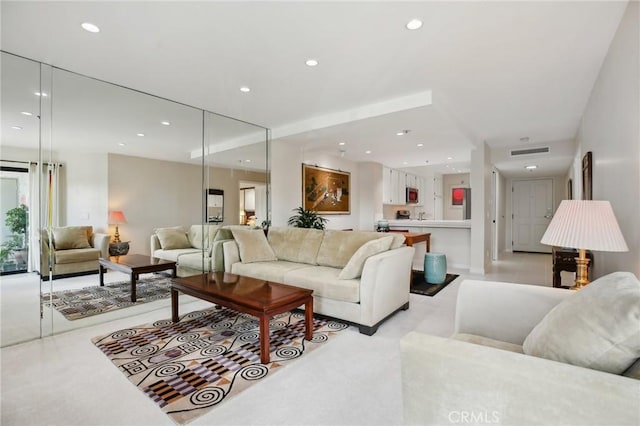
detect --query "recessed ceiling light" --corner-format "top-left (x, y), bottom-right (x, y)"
top-left (365, 150), bottom-right (372, 154)
top-left (338, 142), bottom-right (346, 146)
top-left (240, 86), bottom-right (251, 93)
top-left (161, 121), bottom-right (171, 126)
top-left (81, 22), bottom-right (100, 33)
top-left (11, 126), bottom-right (22, 130)
top-left (396, 130), bottom-right (410, 136)
top-left (417, 143), bottom-right (423, 147)
top-left (403, 162), bottom-right (408, 165)
top-left (245, 159), bottom-right (251, 163)
top-left (520, 137), bottom-right (530, 142)
top-left (406, 19), bottom-right (423, 30)
top-left (118, 142), bottom-right (126, 147)
top-left (447, 156), bottom-right (453, 160)
top-left (137, 133), bottom-right (145, 137)
top-left (525, 165), bottom-right (538, 170)
top-left (21, 111), bottom-right (33, 116)
top-left (34, 92), bottom-right (48, 97)
top-left (305, 59), bottom-right (318, 67)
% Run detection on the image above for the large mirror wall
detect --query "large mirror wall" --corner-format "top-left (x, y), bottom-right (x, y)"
top-left (0, 51), bottom-right (269, 346)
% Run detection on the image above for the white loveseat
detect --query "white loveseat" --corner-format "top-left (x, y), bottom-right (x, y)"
top-left (223, 227), bottom-right (415, 335)
top-left (150, 225), bottom-right (233, 276)
top-left (401, 273), bottom-right (640, 425)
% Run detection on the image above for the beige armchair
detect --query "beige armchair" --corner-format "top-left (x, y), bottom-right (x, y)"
top-left (40, 226), bottom-right (110, 280)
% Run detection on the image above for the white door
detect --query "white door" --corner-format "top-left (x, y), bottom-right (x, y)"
top-left (512, 179), bottom-right (553, 253)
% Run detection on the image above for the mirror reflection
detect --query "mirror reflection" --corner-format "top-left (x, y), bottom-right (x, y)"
top-left (0, 51), bottom-right (269, 346)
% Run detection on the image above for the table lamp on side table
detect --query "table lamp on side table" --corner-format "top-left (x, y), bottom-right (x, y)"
top-left (108, 210), bottom-right (130, 256)
top-left (540, 200), bottom-right (628, 290)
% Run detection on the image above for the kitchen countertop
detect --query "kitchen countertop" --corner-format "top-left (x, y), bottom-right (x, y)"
top-left (387, 219), bottom-right (471, 229)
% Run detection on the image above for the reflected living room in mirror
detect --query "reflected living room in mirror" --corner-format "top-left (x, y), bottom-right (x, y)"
top-left (0, 50), bottom-right (270, 346)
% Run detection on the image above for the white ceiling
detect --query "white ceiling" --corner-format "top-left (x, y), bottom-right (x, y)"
top-left (0, 1), bottom-right (628, 178)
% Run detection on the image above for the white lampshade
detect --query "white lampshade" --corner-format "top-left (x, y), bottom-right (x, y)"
top-left (540, 200), bottom-right (628, 252)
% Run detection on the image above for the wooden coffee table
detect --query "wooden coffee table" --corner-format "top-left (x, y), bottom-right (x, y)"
top-left (99, 254), bottom-right (176, 302)
top-left (171, 272), bottom-right (314, 364)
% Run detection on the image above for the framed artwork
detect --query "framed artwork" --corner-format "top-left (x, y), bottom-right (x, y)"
top-left (451, 187), bottom-right (465, 206)
top-left (206, 188), bottom-right (224, 222)
top-left (567, 179), bottom-right (573, 200)
top-left (582, 151), bottom-right (592, 200)
top-left (302, 164), bottom-right (350, 214)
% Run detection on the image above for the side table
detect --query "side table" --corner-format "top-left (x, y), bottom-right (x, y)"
top-left (552, 247), bottom-right (594, 288)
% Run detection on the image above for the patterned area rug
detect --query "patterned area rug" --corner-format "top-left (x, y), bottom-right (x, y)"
top-left (92, 307), bottom-right (347, 425)
top-left (42, 276), bottom-right (172, 321)
top-left (410, 271), bottom-right (460, 297)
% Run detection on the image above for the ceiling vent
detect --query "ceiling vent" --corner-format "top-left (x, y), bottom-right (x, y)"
top-left (510, 146), bottom-right (550, 157)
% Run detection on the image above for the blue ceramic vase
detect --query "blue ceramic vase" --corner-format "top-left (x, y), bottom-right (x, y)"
top-left (424, 253), bottom-right (447, 284)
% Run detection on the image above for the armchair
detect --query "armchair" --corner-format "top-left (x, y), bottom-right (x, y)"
top-left (401, 278), bottom-right (640, 425)
top-left (40, 226), bottom-right (110, 280)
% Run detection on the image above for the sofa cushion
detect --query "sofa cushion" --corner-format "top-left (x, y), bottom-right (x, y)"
top-left (231, 229), bottom-right (277, 263)
top-left (153, 248), bottom-right (201, 262)
top-left (285, 266), bottom-right (360, 303)
top-left (523, 272), bottom-right (640, 375)
top-left (267, 227), bottom-right (324, 265)
top-left (452, 333), bottom-right (524, 354)
top-left (52, 226), bottom-right (92, 250)
top-left (177, 252), bottom-right (211, 272)
top-left (156, 228), bottom-right (191, 250)
top-left (338, 236), bottom-right (393, 279)
top-left (231, 260), bottom-right (309, 283)
top-left (187, 224), bottom-right (219, 250)
top-left (55, 247), bottom-right (100, 264)
top-left (316, 230), bottom-right (392, 268)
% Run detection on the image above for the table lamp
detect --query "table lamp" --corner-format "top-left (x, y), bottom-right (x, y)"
top-left (108, 210), bottom-right (127, 243)
top-left (540, 200), bottom-right (628, 289)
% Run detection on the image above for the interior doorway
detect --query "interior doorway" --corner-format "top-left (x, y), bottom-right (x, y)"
top-left (512, 179), bottom-right (553, 253)
top-left (239, 181), bottom-right (267, 226)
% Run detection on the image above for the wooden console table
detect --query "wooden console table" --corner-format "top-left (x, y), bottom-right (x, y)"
top-left (401, 232), bottom-right (431, 252)
top-left (552, 247), bottom-right (594, 288)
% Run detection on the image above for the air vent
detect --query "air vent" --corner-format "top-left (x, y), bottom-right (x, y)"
top-left (510, 146), bottom-right (550, 157)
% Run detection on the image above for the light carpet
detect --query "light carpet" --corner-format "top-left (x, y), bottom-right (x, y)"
top-left (42, 276), bottom-right (172, 321)
top-left (92, 307), bottom-right (348, 425)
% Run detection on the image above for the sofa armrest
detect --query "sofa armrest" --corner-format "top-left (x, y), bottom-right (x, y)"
top-left (91, 233), bottom-right (111, 258)
top-left (150, 234), bottom-right (161, 254)
top-left (401, 332), bottom-right (640, 426)
top-left (454, 280), bottom-right (573, 345)
top-left (211, 239), bottom-right (233, 272)
top-left (222, 240), bottom-right (240, 271)
top-left (358, 246), bottom-right (414, 327)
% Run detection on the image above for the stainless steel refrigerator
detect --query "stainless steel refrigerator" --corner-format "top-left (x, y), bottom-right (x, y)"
top-left (462, 188), bottom-right (471, 220)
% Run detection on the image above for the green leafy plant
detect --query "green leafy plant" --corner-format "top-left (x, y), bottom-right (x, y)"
top-left (5, 204), bottom-right (28, 249)
top-left (287, 207), bottom-right (328, 230)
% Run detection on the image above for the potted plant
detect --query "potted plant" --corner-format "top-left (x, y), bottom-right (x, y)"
top-left (4, 204), bottom-right (28, 265)
top-left (287, 207), bottom-right (328, 230)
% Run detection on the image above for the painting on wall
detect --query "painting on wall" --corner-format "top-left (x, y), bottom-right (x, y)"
top-left (451, 187), bottom-right (465, 206)
top-left (302, 164), bottom-right (350, 214)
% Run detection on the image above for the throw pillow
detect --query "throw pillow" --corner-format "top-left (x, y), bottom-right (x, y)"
top-left (156, 228), bottom-right (191, 250)
top-left (231, 229), bottom-right (277, 263)
top-left (52, 226), bottom-right (92, 250)
top-left (523, 271), bottom-right (640, 375)
top-left (338, 236), bottom-right (393, 280)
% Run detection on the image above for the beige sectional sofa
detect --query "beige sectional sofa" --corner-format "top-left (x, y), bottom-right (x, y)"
top-left (401, 272), bottom-right (640, 425)
top-left (150, 225), bottom-right (234, 276)
top-left (41, 226), bottom-right (110, 280)
top-left (223, 227), bottom-right (415, 335)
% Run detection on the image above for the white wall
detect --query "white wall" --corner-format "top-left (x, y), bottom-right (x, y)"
top-left (358, 162), bottom-right (383, 231)
top-left (271, 139), bottom-right (361, 230)
top-left (575, 1), bottom-right (639, 278)
top-left (470, 142), bottom-right (491, 274)
top-left (61, 151), bottom-right (109, 232)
